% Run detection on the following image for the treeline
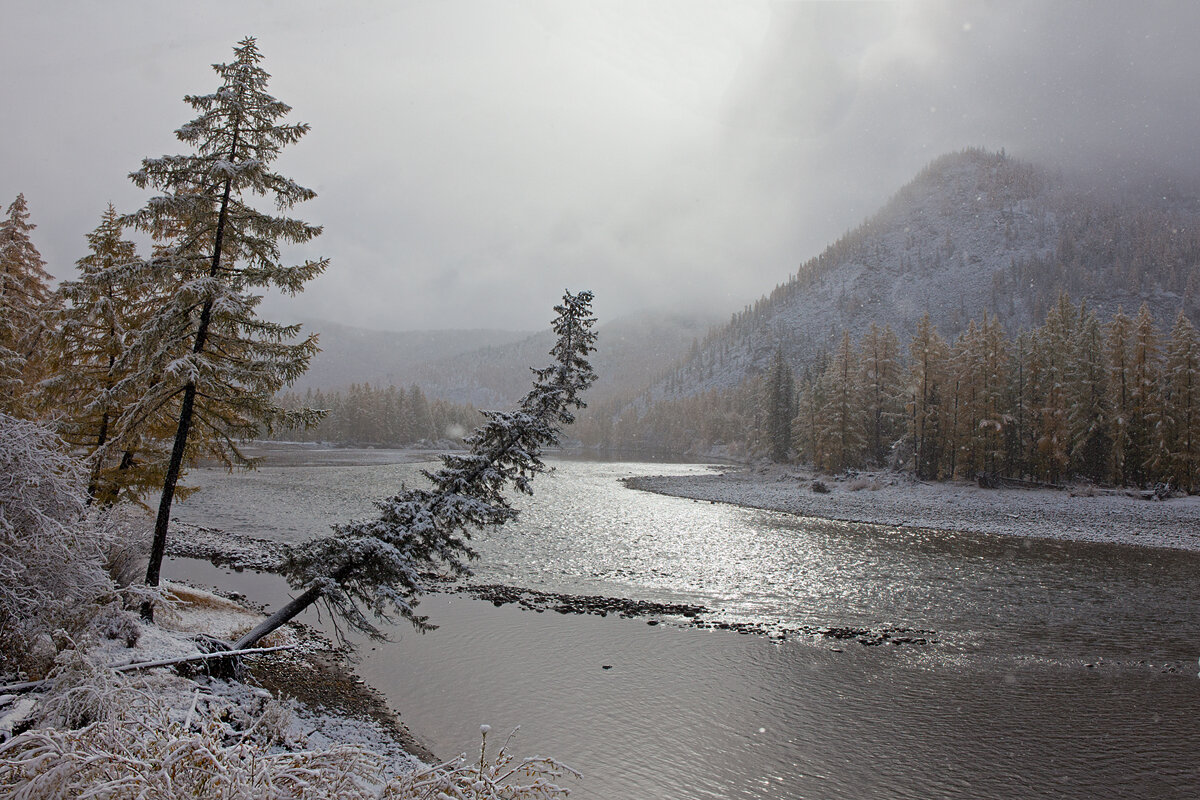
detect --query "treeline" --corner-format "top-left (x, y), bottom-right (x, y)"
top-left (580, 295), bottom-right (1200, 491)
top-left (270, 384), bottom-right (482, 446)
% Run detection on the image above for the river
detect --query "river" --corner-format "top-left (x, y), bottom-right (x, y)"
top-left (167, 446), bottom-right (1200, 799)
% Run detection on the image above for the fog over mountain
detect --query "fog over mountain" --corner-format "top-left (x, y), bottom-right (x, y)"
top-left (5, 2), bottom-right (1200, 336)
top-left (295, 309), bottom-right (720, 409)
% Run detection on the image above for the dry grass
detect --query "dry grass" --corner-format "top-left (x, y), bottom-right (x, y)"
top-left (2, 665), bottom-right (578, 800)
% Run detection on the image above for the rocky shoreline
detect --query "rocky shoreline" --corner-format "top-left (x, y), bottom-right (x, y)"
top-left (243, 621), bottom-right (437, 763)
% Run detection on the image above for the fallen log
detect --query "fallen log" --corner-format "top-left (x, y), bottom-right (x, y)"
top-left (0, 643), bottom-right (295, 695)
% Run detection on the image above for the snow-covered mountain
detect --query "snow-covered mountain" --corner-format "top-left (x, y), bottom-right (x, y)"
top-left (646, 148), bottom-right (1200, 401)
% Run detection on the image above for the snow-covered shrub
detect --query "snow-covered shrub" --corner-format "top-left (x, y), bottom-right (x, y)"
top-left (2, 664), bottom-right (578, 799)
top-left (2, 665), bottom-right (380, 799)
top-left (87, 606), bottom-right (141, 648)
top-left (383, 727), bottom-right (578, 799)
top-left (90, 505), bottom-right (152, 589)
top-left (0, 414), bottom-right (114, 678)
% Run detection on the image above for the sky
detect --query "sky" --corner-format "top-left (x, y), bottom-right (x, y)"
top-left (4, 0), bottom-right (1200, 333)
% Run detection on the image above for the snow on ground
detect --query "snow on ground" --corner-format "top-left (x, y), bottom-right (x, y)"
top-left (2, 581), bottom-right (426, 779)
top-left (627, 465), bottom-right (1200, 551)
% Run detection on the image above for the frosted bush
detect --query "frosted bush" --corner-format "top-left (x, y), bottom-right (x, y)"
top-left (0, 414), bottom-right (113, 677)
top-left (91, 505), bottom-right (152, 589)
top-left (384, 727), bottom-right (579, 799)
top-left (3, 664), bottom-right (580, 800)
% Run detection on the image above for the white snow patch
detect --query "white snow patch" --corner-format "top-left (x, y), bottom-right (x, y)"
top-left (630, 466), bottom-right (1200, 551)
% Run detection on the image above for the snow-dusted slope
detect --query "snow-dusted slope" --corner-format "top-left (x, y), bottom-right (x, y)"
top-left (411, 310), bottom-right (720, 409)
top-left (648, 148), bottom-right (1200, 401)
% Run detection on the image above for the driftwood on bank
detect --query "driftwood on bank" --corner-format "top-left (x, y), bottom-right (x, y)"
top-left (0, 644), bottom-right (295, 695)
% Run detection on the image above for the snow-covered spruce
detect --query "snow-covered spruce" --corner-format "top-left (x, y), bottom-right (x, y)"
top-left (113, 36), bottom-right (327, 594)
top-left (234, 291), bottom-right (597, 650)
top-left (38, 205), bottom-right (180, 506)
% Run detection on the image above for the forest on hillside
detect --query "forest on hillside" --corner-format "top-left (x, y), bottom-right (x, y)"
top-left (578, 295), bottom-right (1200, 492)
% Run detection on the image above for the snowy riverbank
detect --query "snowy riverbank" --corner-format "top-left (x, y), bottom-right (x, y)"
top-left (2, 581), bottom-right (583, 797)
top-left (1, 582), bottom-right (427, 773)
top-left (626, 465), bottom-right (1200, 552)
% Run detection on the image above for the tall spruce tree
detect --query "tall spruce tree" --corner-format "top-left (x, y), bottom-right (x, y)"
top-left (908, 314), bottom-right (949, 479)
top-left (233, 291), bottom-right (597, 649)
top-left (817, 331), bottom-right (864, 472)
top-left (1126, 304), bottom-right (1161, 486)
top-left (1068, 303), bottom-right (1112, 482)
top-left (1106, 307), bottom-right (1134, 484)
top-left (0, 194), bottom-right (53, 415)
top-left (1031, 294), bottom-right (1074, 483)
top-left (117, 38), bottom-right (328, 599)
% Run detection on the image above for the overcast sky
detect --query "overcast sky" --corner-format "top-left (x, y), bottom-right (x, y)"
top-left (4, 1), bottom-right (1199, 332)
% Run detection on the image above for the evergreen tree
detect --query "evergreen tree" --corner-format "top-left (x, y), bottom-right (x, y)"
top-left (117, 38), bottom-right (328, 598)
top-left (40, 206), bottom-right (172, 504)
top-left (762, 347), bottom-right (795, 462)
top-left (1030, 294), bottom-right (1074, 483)
top-left (791, 354), bottom-right (827, 465)
top-left (1106, 307), bottom-right (1134, 484)
top-left (1163, 311), bottom-right (1200, 490)
top-left (0, 194), bottom-right (53, 415)
top-left (816, 331), bottom-right (864, 471)
top-left (233, 291), bottom-right (597, 649)
top-left (946, 327), bottom-right (971, 479)
top-left (408, 384), bottom-right (436, 442)
top-left (858, 323), bottom-right (904, 465)
top-left (976, 314), bottom-right (1010, 477)
top-left (1067, 303), bottom-right (1112, 482)
top-left (908, 314), bottom-right (949, 479)
top-left (1126, 304), bottom-right (1161, 485)
top-left (1006, 331), bottom-right (1035, 478)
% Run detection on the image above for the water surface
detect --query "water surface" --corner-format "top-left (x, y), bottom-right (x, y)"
top-left (170, 447), bottom-right (1200, 799)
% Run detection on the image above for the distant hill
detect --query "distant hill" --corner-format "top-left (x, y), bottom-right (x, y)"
top-left (290, 323), bottom-right (534, 394)
top-left (640, 148), bottom-right (1200, 403)
top-left (292, 311), bottom-right (721, 410)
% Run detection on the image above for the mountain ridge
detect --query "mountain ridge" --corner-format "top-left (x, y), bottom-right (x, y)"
top-left (640, 148), bottom-right (1200, 405)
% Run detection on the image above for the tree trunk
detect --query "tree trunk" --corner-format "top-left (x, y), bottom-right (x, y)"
top-left (141, 166), bottom-right (236, 618)
top-left (233, 583), bottom-right (325, 650)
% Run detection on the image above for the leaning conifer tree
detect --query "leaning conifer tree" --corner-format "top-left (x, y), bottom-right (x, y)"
top-left (116, 37), bottom-right (327, 599)
top-left (233, 290), bottom-right (597, 650)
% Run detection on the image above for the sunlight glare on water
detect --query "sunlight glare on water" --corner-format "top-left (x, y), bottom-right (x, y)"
top-left (173, 448), bottom-right (1200, 800)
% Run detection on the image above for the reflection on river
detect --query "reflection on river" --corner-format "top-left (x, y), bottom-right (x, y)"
top-left (170, 446), bottom-right (1200, 799)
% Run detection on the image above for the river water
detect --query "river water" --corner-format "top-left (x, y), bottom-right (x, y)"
top-left (168, 446), bottom-right (1200, 799)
